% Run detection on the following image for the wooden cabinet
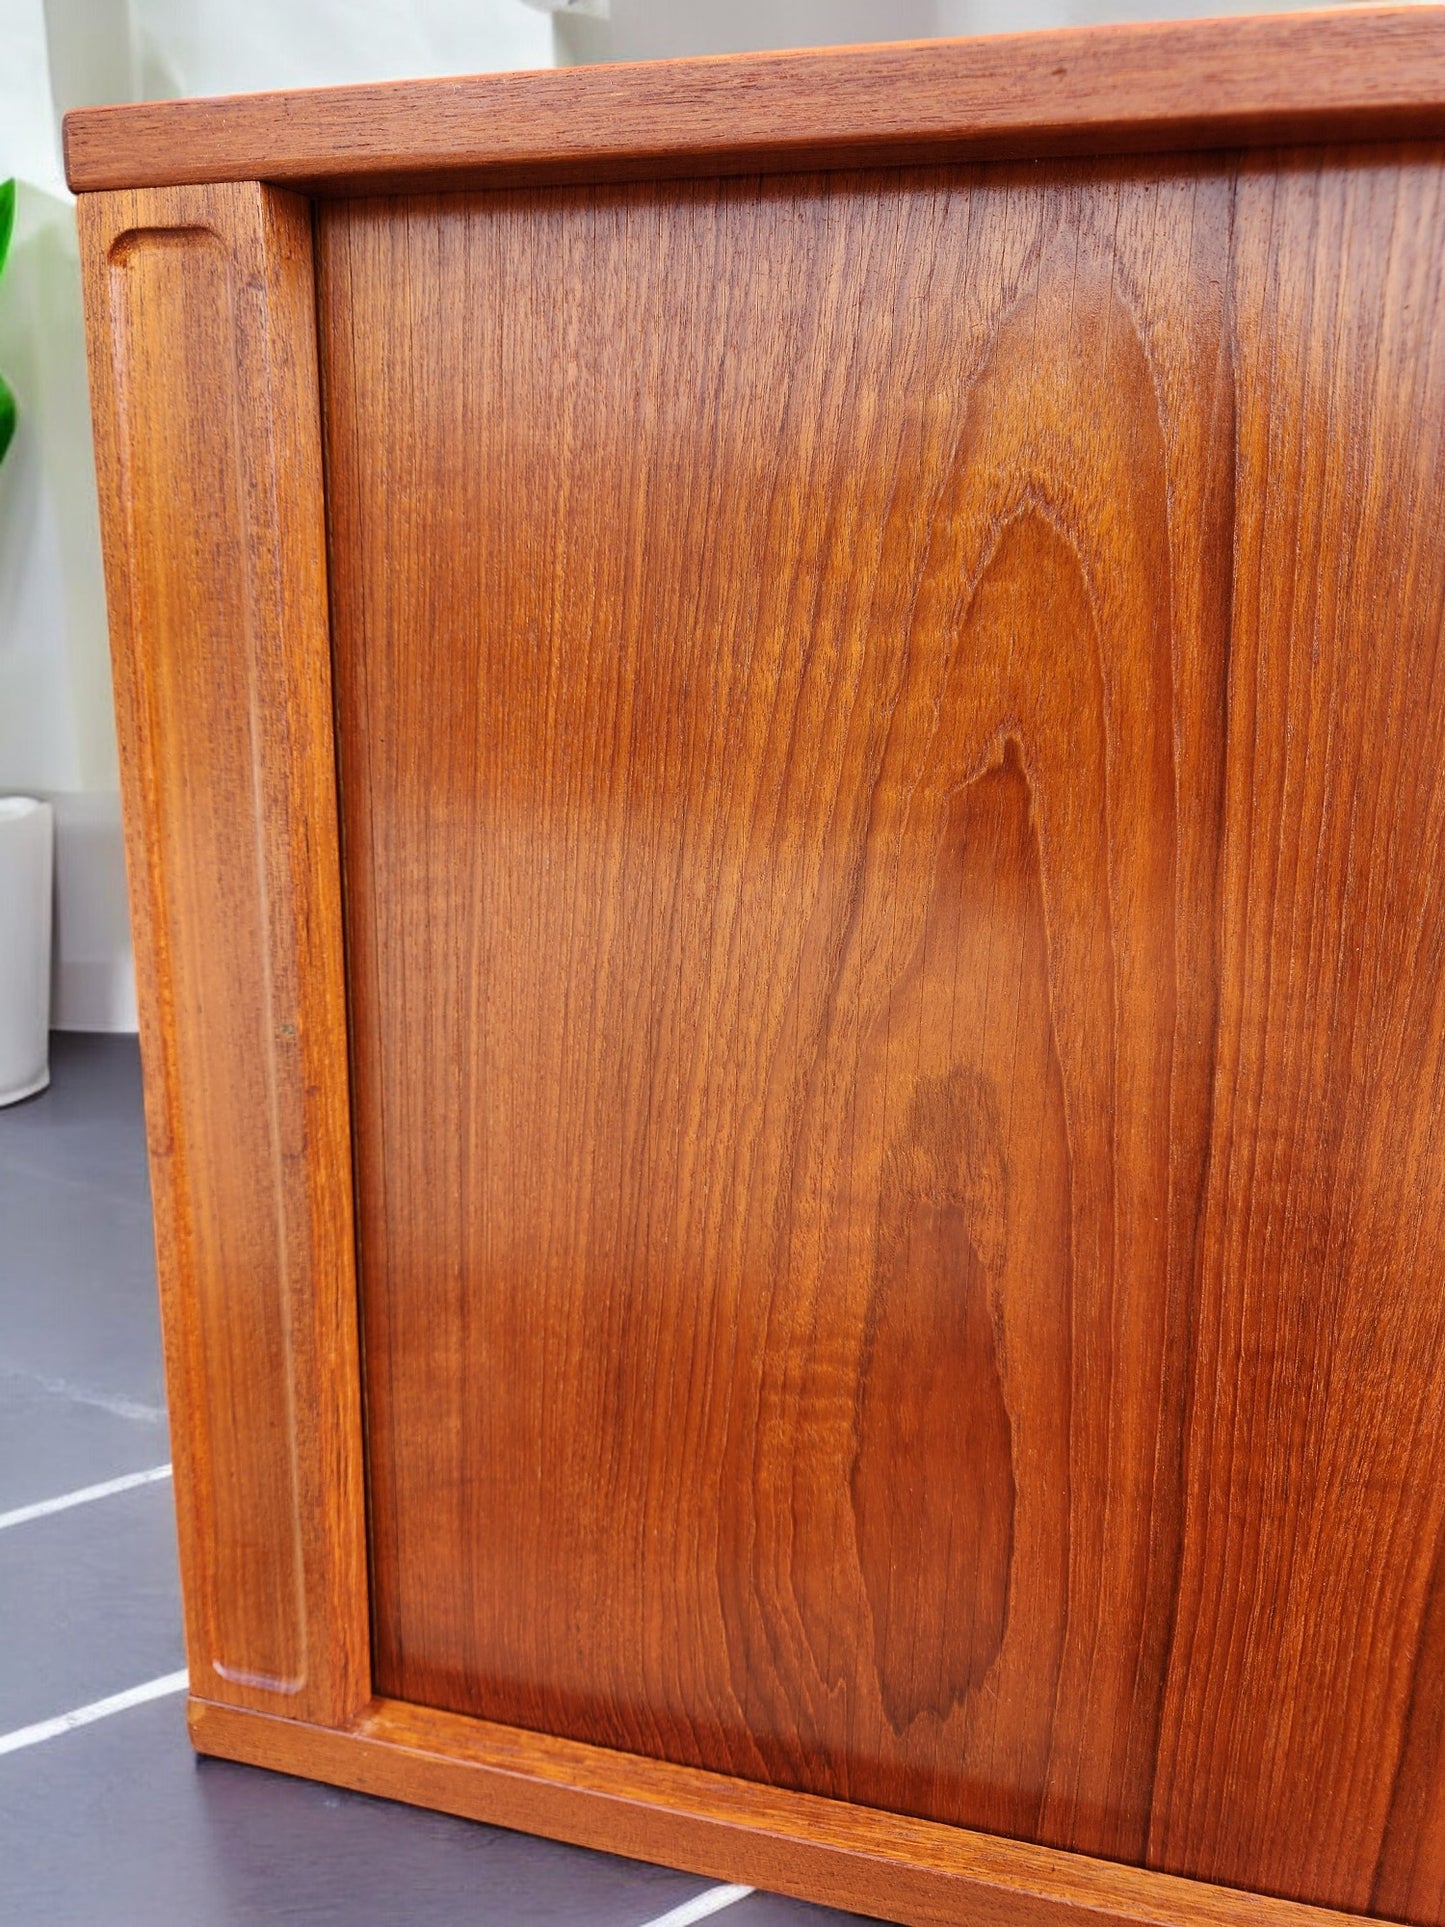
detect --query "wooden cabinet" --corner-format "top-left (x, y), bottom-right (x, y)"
top-left (68, 12), bottom-right (1445, 1922)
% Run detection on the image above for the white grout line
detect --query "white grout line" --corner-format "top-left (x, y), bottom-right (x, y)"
top-left (0, 1366), bottom-right (167, 1425)
top-left (636, 1887), bottom-right (755, 1927)
top-left (0, 1462), bottom-right (173, 1532)
top-left (0, 1670), bottom-right (190, 1757)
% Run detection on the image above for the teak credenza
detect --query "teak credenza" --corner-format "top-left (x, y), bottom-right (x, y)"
top-left (67, 10), bottom-right (1445, 1923)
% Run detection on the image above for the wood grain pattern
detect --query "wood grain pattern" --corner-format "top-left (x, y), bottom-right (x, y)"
top-left (78, 183), bottom-right (368, 1724)
top-left (188, 1695), bottom-right (1386, 1927)
top-left (1150, 143), bottom-right (1445, 1918)
top-left (63, 8), bottom-right (1445, 199)
top-left (319, 145), bottom-right (1445, 1915)
top-left (70, 34), bottom-right (1445, 1920)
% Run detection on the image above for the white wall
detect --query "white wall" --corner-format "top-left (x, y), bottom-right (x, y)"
top-left (935, 0), bottom-right (1366, 28)
top-left (598, 0), bottom-right (934, 61)
top-left (0, 3), bottom-right (129, 1029)
top-left (128, 0), bottom-right (551, 100)
top-left (571, 0), bottom-right (1349, 61)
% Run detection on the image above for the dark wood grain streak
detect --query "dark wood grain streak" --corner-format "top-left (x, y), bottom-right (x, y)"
top-left (318, 145), bottom-right (1445, 1915)
top-left (78, 183), bottom-right (368, 1725)
top-left (188, 1695), bottom-right (1389, 1927)
top-left (64, 9), bottom-right (1445, 198)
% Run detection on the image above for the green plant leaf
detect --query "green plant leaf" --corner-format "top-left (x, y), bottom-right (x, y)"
top-left (0, 372), bottom-right (15, 465)
top-left (0, 182), bottom-right (16, 462)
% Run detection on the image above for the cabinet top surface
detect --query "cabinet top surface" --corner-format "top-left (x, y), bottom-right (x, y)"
top-left (62, 5), bottom-right (1445, 199)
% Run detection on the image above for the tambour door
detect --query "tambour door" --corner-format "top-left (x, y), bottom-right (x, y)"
top-left (316, 150), bottom-right (1445, 1913)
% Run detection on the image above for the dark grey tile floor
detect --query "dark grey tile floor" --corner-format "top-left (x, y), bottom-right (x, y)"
top-left (0, 1033), bottom-right (877, 1927)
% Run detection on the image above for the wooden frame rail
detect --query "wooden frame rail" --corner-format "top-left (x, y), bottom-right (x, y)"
top-left (65, 7), bottom-right (1445, 195)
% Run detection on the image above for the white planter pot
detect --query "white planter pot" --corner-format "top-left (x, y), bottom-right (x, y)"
top-left (0, 798), bottom-right (54, 1105)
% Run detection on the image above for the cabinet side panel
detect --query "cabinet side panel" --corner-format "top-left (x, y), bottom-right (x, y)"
top-left (77, 184), bottom-right (367, 1724)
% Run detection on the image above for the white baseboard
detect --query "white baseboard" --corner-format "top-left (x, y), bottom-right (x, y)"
top-left (46, 791), bottom-right (138, 1033)
top-left (53, 953), bottom-right (137, 1033)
